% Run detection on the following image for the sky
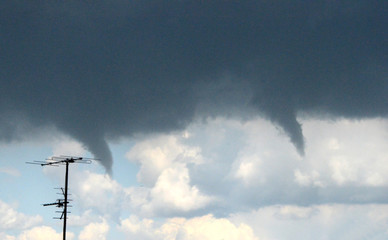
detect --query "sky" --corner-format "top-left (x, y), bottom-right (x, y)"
top-left (0, 0), bottom-right (387, 239)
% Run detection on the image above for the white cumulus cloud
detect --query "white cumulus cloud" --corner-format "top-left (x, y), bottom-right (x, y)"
top-left (231, 204), bottom-right (388, 240)
top-left (126, 135), bottom-right (203, 187)
top-left (119, 214), bottom-right (259, 240)
top-left (13, 226), bottom-right (74, 240)
top-left (0, 200), bottom-right (42, 230)
top-left (147, 163), bottom-right (213, 213)
top-left (78, 218), bottom-right (109, 240)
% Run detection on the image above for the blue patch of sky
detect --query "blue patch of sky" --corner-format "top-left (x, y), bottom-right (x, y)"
top-left (109, 139), bottom-right (139, 187)
top-left (0, 142), bottom-right (53, 215)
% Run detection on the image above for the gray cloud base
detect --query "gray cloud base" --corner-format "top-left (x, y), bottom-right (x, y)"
top-left (1, 1), bottom-right (387, 172)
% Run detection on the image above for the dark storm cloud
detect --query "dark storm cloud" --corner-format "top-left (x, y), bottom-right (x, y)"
top-left (1, 0), bottom-right (387, 172)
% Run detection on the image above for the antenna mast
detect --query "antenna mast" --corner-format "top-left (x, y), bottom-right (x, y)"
top-left (27, 156), bottom-right (95, 240)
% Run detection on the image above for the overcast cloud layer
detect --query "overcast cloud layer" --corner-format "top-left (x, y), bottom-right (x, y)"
top-left (1, 1), bottom-right (387, 172)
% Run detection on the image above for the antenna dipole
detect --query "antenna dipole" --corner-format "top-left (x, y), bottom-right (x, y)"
top-left (27, 156), bottom-right (96, 240)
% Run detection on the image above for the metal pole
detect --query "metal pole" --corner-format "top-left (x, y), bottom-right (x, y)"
top-left (63, 161), bottom-right (69, 240)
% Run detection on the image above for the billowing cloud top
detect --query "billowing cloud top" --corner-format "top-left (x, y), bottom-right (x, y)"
top-left (1, 0), bottom-right (387, 172)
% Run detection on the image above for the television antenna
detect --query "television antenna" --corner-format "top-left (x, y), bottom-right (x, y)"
top-left (27, 156), bottom-right (96, 240)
